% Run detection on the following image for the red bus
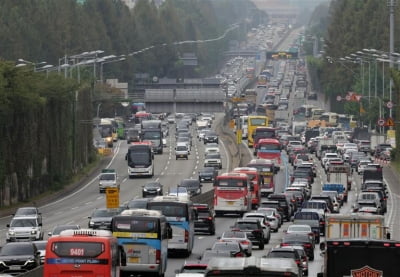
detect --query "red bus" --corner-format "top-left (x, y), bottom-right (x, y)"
top-left (256, 138), bottom-right (282, 165)
top-left (253, 127), bottom-right (276, 151)
top-left (232, 167), bottom-right (262, 209)
top-left (247, 159), bottom-right (279, 197)
top-left (214, 173), bottom-right (251, 217)
top-left (44, 229), bottom-right (126, 277)
top-left (134, 111), bottom-right (152, 124)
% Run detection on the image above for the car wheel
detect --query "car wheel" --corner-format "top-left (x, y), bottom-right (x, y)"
top-left (259, 241), bottom-right (264, 250)
top-left (309, 255), bottom-right (314, 261)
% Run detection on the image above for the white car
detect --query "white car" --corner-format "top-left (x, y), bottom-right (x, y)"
top-left (357, 159), bottom-right (372, 174)
top-left (6, 216), bottom-right (43, 242)
top-left (219, 231), bottom-right (253, 256)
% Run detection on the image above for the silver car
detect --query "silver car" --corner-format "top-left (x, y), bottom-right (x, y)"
top-left (219, 231), bottom-right (252, 256)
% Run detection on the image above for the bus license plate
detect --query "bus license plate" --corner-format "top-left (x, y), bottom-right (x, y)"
top-left (227, 201), bottom-right (234, 205)
top-left (129, 257), bottom-right (140, 263)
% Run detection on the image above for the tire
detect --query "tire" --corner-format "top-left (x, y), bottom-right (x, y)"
top-left (309, 255), bottom-right (314, 261)
top-left (209, 227), bottom-right (215, 235)
top-left (259, 241), bottom-right (264, 250)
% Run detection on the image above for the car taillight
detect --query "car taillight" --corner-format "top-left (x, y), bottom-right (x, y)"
top-left (208, 217), bottom-right (213, 220)
top-left (184, 230), bottom-right (189, 242)
top-left (281, 243), bottom-right (290, 246)
top-left (304, 243), bottom-right (312, 248)
top-left (235, 252), bottom-right (244, 257)
top-left (241, 240), bottom-right (250, 245)
top-left (295, 259), bottom-right (301, 265)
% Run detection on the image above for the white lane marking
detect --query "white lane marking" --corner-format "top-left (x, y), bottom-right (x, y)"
top-left (155, 177), bottom-right (160, 182)
top-left (220, 139), bottom-right (230, 173)
top-left (85, 202), bottom-right (93, 205)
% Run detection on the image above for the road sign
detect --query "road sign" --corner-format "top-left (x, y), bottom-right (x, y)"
top-left (345, 95), bottom-right (351, 101)
top-left (377, 118), bottom-right (385, 126)
top-left (336, 95), bottom-right (342, 102)
top-left (386, 117), bottom-right (395, 127)
top-left (387, 101), bottom-right (393, 109)
top-left (106, 187), bottom-right (120, 209)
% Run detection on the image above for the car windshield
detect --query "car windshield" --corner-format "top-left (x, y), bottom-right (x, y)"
top-left (92, 209), bottom-right (117, 217)
top-left (100, 173), bottom-right (115, 181)
top-left (52, 225), bottom-right (79, 235)
top-left (288, 225), bottom-right (311, 232)
top-left (15, 208), bottom-right (38, 216)
top-left (10, 218), bottom-right (37, 227)
top-left (206, 154), bottom-right (221, 159)
top-left (212, 243), bottom-right (239, 252)
top-left (0, 244), bottom-right (34, 256)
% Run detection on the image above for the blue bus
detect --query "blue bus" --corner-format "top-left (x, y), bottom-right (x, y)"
top-left (147, 195), bottom-right (195, 257)
top-left (111, 209), bottom-right (172, 277)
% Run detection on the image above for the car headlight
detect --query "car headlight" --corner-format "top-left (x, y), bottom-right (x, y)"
top-left (31, 230), bottom-right (37, 235)
top-left (156, 188), bottom-right (161, 191)
top-left (0, 261), bottom-right (6, 266)
top-left (26, 258), bottom-right (36, 264)
top-left (143, 188), bottom-right (148, 192)
top-left (89, 221), bottom-right (94, 226)
top-left (8, 231), bottom-right (15, 236)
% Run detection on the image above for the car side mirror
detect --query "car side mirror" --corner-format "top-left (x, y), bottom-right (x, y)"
top-left (39, 223), bottom-right (42, 226)
top-left (88, 216), bottom-right (92, 219)
top-left (48, 232), bottom-right (52, 237)
top-left (166, 223), bottom-right (173, 239)
top-left (6, 224), bottom-right (10, 228)
top-left (125, 153), bottom-right (128, 160)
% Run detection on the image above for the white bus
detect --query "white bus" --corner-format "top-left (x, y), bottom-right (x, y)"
top-left (147, 195), bottom-right (195, 257)
top-left (111, 209), bottom-right (172, 277)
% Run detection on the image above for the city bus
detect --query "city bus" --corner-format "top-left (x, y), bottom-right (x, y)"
top-left (311, 108), bottom-right (325, 120)
top-left (247, 116), bottom-right (269, 147)
top-left (126, 142), bottom-right (154, 177)
top-left (214, 172), bottom-right (251, 216)
top-left (247, 159), bottom-right (279, 197)
top-left (205, 257), bottom-right (300, 277)
top-left (111, 209), bottom-right (172, 277)
top-left (147, 195), bottom-right (195, 257)
top-left (255, 138), bottom-right (282, 165)
top-left (320, 112), bottom-right (338, 127)
top-left (232, 167), bottom-right (262, 209)
top-left (134, 111), bottom-right (152, 124)
top-left (245, 67), bottom-right (255, 79)
top-left (253, 127), bottom-right (276, 151)
top-left (44, 229), bottom-right (126, 277)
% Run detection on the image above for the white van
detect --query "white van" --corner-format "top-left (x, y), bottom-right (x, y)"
top-left (175, 142), bottom-right (189, 160)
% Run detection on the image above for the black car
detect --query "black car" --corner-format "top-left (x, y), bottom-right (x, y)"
top-left (198, 167), bottom-right (218, 183)
top-left (281, 233), bottom-right (315, 260)
top-left (267, 194), bottom-right (293, 221)
top-left (88, 208), bottom-right (119, 230)
top-left (0, 242), bottom-right (40, 275)
top-left (204, 131), bottom-right (219, 144)
top-left (180, 179), bottom-right (202, 197)
top-left (126, 128), bottom-right (140, 144)
top-left (193, 204), bottom-right (215, 235)
top-left (231, 218), bottom-right (264, 250)
top-left (142, 182), bottom-right (163, 198)
top-left (127, 198), bottom-right (151, 209)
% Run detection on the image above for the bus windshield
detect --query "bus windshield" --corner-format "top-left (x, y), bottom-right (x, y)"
top-left (259, 144), bottom-right (280, 151)
top-left (147, 203), bottom-right (188, 220)
top-left (216, 179), bottom-right (246, 187)
top-left (250, 118), bottom-right (267, 126)
top-left (113, 218), bottom-right (159, 233)
top-left (127, 151), bottom-right (151, 165)
top-left (51, 242), bottom-right (104, 258)
top-left (142, 131), bottom-right (161, 139)
top-left (255, 130), bottom-right (275, 138)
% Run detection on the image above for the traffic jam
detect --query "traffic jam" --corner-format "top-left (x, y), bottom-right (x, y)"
top-left (1, 25), bottom-right (399, 277)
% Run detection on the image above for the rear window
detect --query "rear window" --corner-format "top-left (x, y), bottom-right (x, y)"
top-left (51, 242), bottom-right (104, 258)
top-left (294, 212), bottom-right (319, 220)
top-left (268, 251), bottom-right (296, 259)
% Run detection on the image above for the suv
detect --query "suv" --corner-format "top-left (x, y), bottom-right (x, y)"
top-left (267, 194), bottom-right (293, 221)
top-left (98, 168), bottom-right (118, 193)
top-left (13, 207), bottom-right (42, 225)
top-left (180, 179), bottom-right (202, 197)
top-left (374, 143), bottom-right (392, 157)
top-left (193, 204), bottom-right (215, 235)
top-left (231, 218), bottom-right (265, 250)
top-left (0, 242), bottom-right (40, 275)
top-left (266, 247), bottom-right (302, 270)
top-left (198, 167), bottom-right (218, 183)
top-left (6, 217), bottom-right (43, 242)
top-left (204, 131), bottom-right (219, 144)
top-left (175, 142), bottom-right (189, 160)
top-left (204, 153), bottom-right (222, 169)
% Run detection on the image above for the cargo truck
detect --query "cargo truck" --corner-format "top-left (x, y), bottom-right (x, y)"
top-left (318, 214), bottom-right (395, 277)
top-left (326, 164), bottom-right (352, 191)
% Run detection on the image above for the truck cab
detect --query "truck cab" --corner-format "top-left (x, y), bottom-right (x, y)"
top-left (98, 169), bottom-right (118, 193)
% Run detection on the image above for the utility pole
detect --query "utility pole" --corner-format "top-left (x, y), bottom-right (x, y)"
top-left (388, 0), bottom-right (396, 119)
